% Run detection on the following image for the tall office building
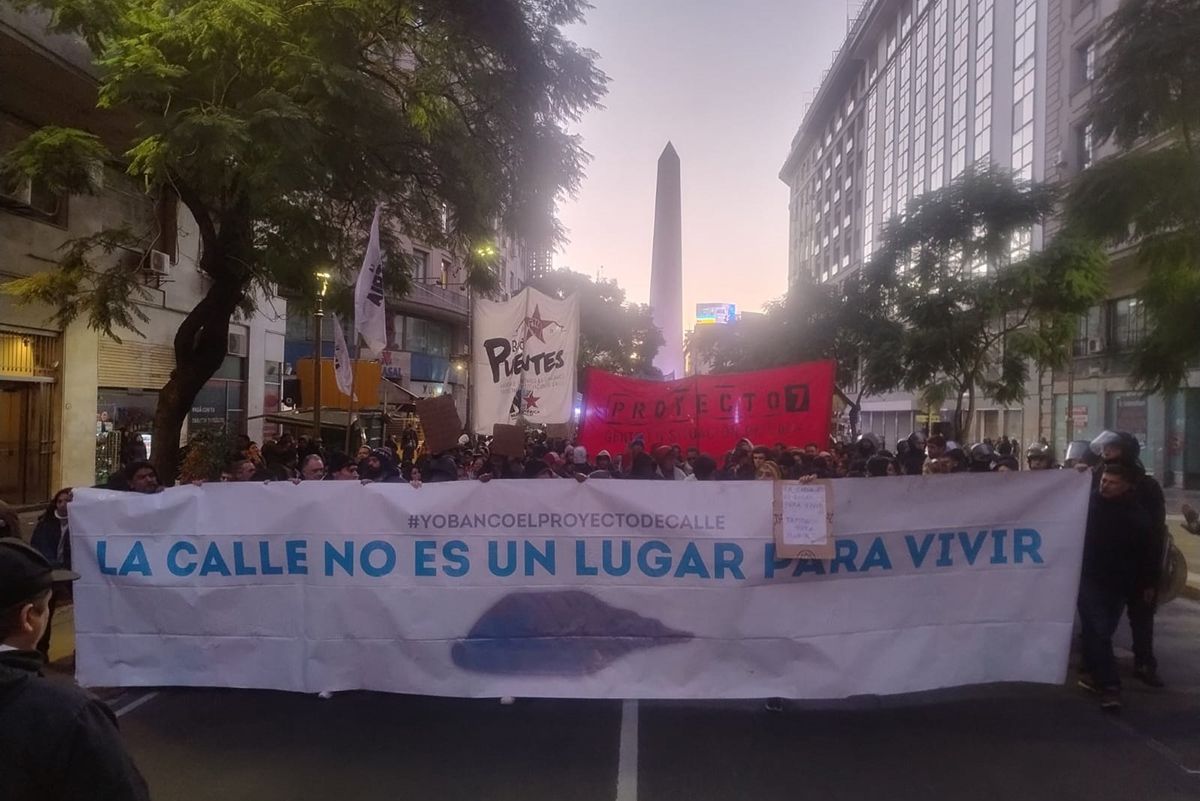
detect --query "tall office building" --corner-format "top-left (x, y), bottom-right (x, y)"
top-left (781, 0), bottom-right (1047, 445)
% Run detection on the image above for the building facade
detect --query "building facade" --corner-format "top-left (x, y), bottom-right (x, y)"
top-left (1031, 0), bottom-right (1200, 487)
top-left (781, 0), bottom-right (1049, 447)
top-left (282, 228), bottom-right (531, 429)
top-left (0, 7), bottom-right (286, 502)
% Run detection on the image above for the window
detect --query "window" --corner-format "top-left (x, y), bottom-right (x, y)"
top-left (404, 317), bottom-right (452, 358)
top-left (1010, 0), bottom-right (1038, 182)
top-left (0, 173), bottom-right (68, 226)
top-left (1110, 297), bottom-right (1147, 350)
top-left (1074, 40), bottom-right (1096, 91)
top-left (973, 0), bottom-right (996, 165)
top-left (1074, 305), bottom-right (1105, 355)
top-left (949, 0), bottom-right (971, 178)
top-left (1075, 122), bottom-right (1094, 171)
top-left (410, 249), bottom-right (429, 281)
top-left (0, 118), bottom-right (68, 226)
top-left (263, 360), bottom-right (282, 438)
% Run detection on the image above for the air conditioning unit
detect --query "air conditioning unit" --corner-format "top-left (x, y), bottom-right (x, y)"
top-left (1087, 337), bottom-right (1104, 354)
top-left (147, 249), bottom-right (171, 275)
top-left (227, 331), bottom-right (248, 357)
top-left (0, 177), bottom-right (32, 207)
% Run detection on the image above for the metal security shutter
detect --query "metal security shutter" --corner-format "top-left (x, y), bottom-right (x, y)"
top-left (97, 340), bottom-right (175, 389)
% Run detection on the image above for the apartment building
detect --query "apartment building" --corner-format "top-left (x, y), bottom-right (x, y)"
top-left (1033, 0), bottom-right (1200, 486)
top-left (0, 7), bottom-right (286, 502)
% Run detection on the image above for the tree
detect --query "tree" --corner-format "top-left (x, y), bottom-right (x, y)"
top-left (863, 166), bottom-right (1107, 442)
top-left (0, 0), bottom-right (605, 479)
top-left (1065, 0), bottom-right (1200, 392)
top-left (530, 269), bottom-right (663, 381)
top-left (685, 277), bottom-right (892, 434)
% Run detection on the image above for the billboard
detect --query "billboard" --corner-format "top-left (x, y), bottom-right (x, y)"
top-left (695, 303), bottom-right (736, 325)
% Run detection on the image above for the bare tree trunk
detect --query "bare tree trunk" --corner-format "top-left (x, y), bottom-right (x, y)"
top-left (836, 385), bottom-right (861, 439)
top-left (961, 381), bottom-right (977, 444)
top-left (151, 275), bottom-right (248, 482)
top-left (953, 385), bottom-right (966, 443)
top-left (151, 193), bottom-right (252, 482)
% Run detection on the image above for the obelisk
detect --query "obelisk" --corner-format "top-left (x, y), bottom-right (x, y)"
top-left (649, 142), bottom-right (683, 379)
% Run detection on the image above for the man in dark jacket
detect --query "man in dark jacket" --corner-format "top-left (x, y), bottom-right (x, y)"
top-left (1077, 463), bottom-right (1157, 711)
top-left (0, 538), bottom-right (150, 800)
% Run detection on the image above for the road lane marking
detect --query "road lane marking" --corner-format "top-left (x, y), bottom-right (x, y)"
top-left (1107, 715), bottom-right (1200, 776)
top-left (616, 699), bottom-right (639, 801)
top-left (114, 691), bottom-right (160, 718)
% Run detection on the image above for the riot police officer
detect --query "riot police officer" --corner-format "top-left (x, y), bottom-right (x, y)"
top-left (1026, 443), bottom-right (1057, 470)
top-left (1089, 430), bottom-right (1167, 687)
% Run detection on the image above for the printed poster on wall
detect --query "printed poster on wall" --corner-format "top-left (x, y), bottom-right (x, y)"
top-left (472, 287), bottom-right (580, 435)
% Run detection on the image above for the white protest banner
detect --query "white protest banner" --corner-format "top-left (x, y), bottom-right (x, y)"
top-left (471, 287), bottom-right (579, 435)
top-left (71, 471), bottom-right (1089, 699)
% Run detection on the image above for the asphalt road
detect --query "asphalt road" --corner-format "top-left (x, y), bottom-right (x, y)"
top-left (112, 599), bottom-right (1200, 801)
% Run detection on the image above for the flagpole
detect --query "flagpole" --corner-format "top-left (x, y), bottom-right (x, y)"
top-left (345, 318), bottom-right (357, 456)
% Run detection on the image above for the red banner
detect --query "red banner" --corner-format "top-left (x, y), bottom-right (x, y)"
top-left (579, 361), bottom-right (835, 458)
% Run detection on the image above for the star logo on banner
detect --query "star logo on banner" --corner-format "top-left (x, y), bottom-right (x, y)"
top-left (521, 305), bottom-right (557, 344)
top-left (523, 391), bottom-right (541, 410)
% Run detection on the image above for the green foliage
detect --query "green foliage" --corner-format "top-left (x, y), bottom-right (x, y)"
top-left (864, 166), bottom-right (1108, 440)
top-left (1, 228), bottom-right (154, 340)
top-left (0, 126), bottom-right (108, 196)
top-left (1087, 0), bottom-right (1200, 152)
top-left (1065, 0), bottom-right (1200, 392)
top-left (178, 427), bottom-right (240, 484)
top-left (686, 277), bottom-right (885, 395)
top-left (530, 269), bottom-right (663, 380)
top-left (1, 0), bottom-right (605, 476)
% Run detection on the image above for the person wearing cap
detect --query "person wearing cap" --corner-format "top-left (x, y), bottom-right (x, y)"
top-left (570, 445), bottom-right (591, 476)
top-left (0, 539), bottom-right (150, 800)
top-left (323, 452), bottom-right (359, 481)
top-left (594, 450), bottom-right (613, 472)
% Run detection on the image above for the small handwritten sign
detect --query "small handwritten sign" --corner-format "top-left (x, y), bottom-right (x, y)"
top-left (772, 480), bottom-right (834, 559)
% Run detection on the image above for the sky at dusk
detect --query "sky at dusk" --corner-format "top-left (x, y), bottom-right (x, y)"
top-left (556, 0), bottom-right (853, 326)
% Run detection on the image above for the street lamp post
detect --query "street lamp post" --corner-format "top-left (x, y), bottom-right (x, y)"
top-left (313, 271), bottom-right (331, 444)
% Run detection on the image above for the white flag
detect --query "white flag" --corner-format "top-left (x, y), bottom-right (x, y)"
top-left (353, 205), bottom-right (387, 355)
top-left (331, 314), bottom-right (356, 401)
top-left (471, 287), bottom-right (580, 435)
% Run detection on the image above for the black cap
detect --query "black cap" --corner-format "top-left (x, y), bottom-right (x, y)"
top-left (0, 538), bottom-right (80, 608)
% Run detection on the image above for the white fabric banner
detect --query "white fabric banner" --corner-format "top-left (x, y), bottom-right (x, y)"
top-left (353, 204), bottom-right (386, 355)
top-left (70, 471), bottom-right (1090, 699)
top-left (471, 287), bottom-right (579, 434)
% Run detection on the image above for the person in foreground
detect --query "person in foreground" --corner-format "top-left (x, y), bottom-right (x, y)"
top-left (0, 538), bottom-right (151, 800)
top-left (1077, 463), bottom-right (1156, 712)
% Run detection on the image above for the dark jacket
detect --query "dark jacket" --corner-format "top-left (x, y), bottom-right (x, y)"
top-left (1082, 490), bottom-right (1157, 593)
top-left (0, 648), bottom-right (150, 800)
top-left (31, 515), bottom-right (71, 569)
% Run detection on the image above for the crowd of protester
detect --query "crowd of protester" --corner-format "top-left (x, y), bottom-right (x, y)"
top-left (94, 428), bottom-right (1067, 491)
top-left (82, 425), bottom-right (1185, 713)
top-left (1, 423), bottom-right (1189, 719)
